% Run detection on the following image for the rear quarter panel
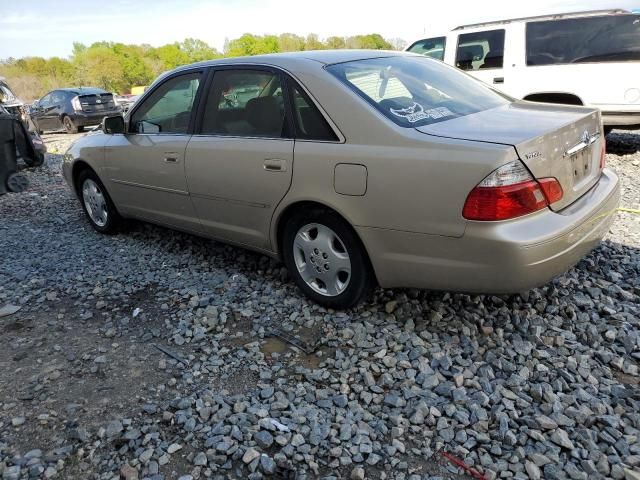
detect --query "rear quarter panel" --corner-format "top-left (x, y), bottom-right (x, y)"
top-left (271, 59), bottom-right (519, 247)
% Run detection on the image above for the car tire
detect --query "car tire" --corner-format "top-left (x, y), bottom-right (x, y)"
top-left (604, 126), bottom-right (613, 136)
top-left (63, 116), bottom-right (78, 134)
top-left (77, 169), bottom-right (121, 234)
top-left (282, 209), bottom-right (372, 309)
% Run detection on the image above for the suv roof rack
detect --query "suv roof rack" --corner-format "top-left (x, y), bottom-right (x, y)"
top-left (453, 9), bottom-right (630, 31)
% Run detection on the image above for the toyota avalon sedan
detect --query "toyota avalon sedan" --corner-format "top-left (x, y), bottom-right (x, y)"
top-left (62, 50), bottom-right (620, 308)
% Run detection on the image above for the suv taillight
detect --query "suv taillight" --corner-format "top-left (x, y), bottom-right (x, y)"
top-left (462, 161), bottom-right (563, 221)
top-left (71, 96), bottom-right (82, 111)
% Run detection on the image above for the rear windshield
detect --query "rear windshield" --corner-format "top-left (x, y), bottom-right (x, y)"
top-left (327, 56), bottom-right (508, 128)
top-left (527, 14), bottom-right (640, 65)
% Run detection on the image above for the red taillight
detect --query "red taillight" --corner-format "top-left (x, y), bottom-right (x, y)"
top-left (538, 178), bottom-right (563, 204)
top-left (463, 180), bottom-right (547, 221)
top-left (462, 161), bottom-right (563, 221)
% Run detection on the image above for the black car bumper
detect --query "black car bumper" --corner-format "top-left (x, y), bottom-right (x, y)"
top-left (70, 109), bottom-right (122, 127)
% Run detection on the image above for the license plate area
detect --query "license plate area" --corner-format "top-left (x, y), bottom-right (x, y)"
top-left (570, 148), bottom-right (592, 184)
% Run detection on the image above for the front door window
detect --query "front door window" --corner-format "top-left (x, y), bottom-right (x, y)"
top-left (130, 72), bottom-right (201, 134)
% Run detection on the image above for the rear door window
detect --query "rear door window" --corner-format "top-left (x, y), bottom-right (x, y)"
top-left (455, 29), bottom-right (505, 70)
top-left (201, 69), bottom-right (287, 138)
top-left (526, 14), bottom-right (640, 65)
top-left (288, 82), bottom-right (338, 141)
top-left (407, 37), bottom-right (446, 60)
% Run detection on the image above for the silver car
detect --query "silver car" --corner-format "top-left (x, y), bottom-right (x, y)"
top-left (63, 50), bottom-right (620, 308)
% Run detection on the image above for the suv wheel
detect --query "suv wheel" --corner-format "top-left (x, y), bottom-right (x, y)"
top-left (63, 116), bottom-right (78, 134)
top-left (282, 209), bottom-right (372, 309)
top-left (78, 170), bottom-right (120, 234)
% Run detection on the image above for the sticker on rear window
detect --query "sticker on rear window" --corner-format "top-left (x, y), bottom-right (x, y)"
top-left (389, 103), bottom-right (453, 123)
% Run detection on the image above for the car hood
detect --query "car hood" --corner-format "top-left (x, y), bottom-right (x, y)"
top-left (416, 101), bottom-right (603, 211)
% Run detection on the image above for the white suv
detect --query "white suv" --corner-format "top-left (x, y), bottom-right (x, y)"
top-left (407, 9), bottom-right (640, 134)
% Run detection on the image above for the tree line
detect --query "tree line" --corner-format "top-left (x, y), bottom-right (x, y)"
top-left (0, 33), bottom-right (405, 101)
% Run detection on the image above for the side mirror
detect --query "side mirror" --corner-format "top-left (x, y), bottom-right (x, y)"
top-left (103, 115), bottom-right (125, 134)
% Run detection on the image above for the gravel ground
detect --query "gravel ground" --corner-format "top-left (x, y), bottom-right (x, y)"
top-left (0, 130), bottom-right (639, 480)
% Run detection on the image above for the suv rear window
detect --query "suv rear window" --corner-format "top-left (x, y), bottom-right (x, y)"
top-left (527, 14), bottom-right (640, 65)
top-left (327, 56), bottom-right (508, 128)
top-left (407, 37), bottom-right (446, 60)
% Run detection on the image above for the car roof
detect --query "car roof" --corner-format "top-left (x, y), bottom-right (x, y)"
top-left (54, 87), bottom-right (108, 95)
top-left (176, 49), bottom-right (409, 72)
top-left (453, 8), bottom-right (631, 30)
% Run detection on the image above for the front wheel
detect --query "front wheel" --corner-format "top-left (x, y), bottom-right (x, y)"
top-left (77, 169), bottom-right (121, 234)
top-left (282, 210), bottom-right (372, 309)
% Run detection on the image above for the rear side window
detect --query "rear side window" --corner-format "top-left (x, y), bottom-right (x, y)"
top-left (455, 29), bottom-right (505, 70)
top-left (327, 56), bottom-right (508, 128)
top-left (201, 69), bottom-right (287, 138)
top-left (407, 37), bottom-right (446, 60)
top-left (527, 14), bottom-right (640, 65)
top-left (288, 82), bottom-right (338, 141)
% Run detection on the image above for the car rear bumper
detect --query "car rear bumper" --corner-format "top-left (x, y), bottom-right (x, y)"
top-left (357, 168), bottom-right (620, 293)
top-left (71, 110), bottom-right (121, 127)
top-left (601, 111), bottom-right (640, 129)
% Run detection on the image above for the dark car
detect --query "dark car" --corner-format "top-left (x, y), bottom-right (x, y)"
top-left (30, 87), bottom-right (121, 134)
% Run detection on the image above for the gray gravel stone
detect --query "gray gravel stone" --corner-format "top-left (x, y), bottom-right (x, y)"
top-left (1, 138), bottom-right (639, 480)
top-left (253, 430), bottom-right (274, 449)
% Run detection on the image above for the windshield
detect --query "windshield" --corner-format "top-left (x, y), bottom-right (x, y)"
top-left (527, 14), bottom-right (640, 65)
top-left (327, 56), bottom-right (508, 128)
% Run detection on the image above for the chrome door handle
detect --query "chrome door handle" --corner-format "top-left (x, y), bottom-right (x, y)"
top-left (264, 159), bottom-right (286, 172)
top-left (164, 152), bottom-right (179, 163)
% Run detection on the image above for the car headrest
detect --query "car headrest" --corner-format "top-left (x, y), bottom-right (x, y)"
top-left (246, 96), bottom-right (282, 135)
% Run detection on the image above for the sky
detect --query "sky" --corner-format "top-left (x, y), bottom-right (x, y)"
top-left (0, 0), bottom-right (638, 59)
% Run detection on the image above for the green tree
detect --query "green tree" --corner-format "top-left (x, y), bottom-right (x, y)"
top-left (305, 34), bottom-right (325, 50)
top-left (326, 36), bottom-right (346, 49)
top-left (180, 38), bottom-right (222, 62)
top-left (278, 33), bottom-right (306, 52)
top-left (153, 43), bottom-right (191, 70)
top-left (74, 44), bottom-right (125, 91)
top-left (0, 33), bottom-right (402, 98)
top-left (346, 34), bottom-right (393, 50)
top-left (225, 34), bottom-right (280, 57)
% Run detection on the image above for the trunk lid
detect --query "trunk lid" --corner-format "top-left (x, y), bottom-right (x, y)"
top-left (78, 93), bottom-right (117, 113)
top-left (416, 101), bottom-right (603, 211)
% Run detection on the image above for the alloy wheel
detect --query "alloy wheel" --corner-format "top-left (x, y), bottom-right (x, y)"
top-left (82, 179), bottom-right (108, 227)
top-left (292, 223), bottom-right (351, 297)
